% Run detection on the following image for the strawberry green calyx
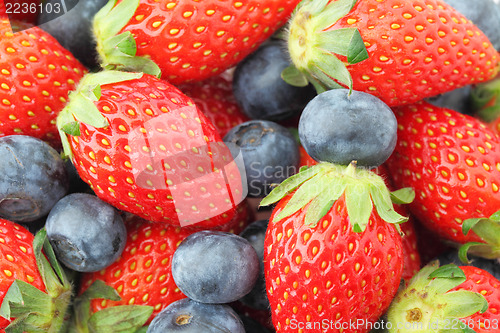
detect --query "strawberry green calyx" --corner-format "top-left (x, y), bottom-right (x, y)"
top-left (260, 161), bottom-right (412, 232)
top-left (93, 0), bottom-right (161, 77)
top-left (283, 0), bottom-right (369, 94)
top-left (470, 77), bottom-right (500, 122)
top-left (459, 210), bottom-right (500, 262)
top-left (386, 262), bottom-right (488, 333)
top-left (68, 280), bottom-right (153, 333)
top-left (0, 229), bottom-right (72, 333)
top-left (56, 70), bottom-right (143, 159)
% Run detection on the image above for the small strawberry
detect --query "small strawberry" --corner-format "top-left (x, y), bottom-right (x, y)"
top-left (0, 223), bottom-right (73, 332)
top-left (56, 71), bottom-right (244, 227)
top-left (385, 101), bottom-right (500, 260)
top-left (92, 0), bottom-right (301, 84)
top-left (260, 162), bottom-right (410, 332)
top-left (179, 74), bottom-right (250, 137)
top-left (0, 19), bottom-right (86, 148)
top-left (387, 262), bottom-right (498, 333)
top-left (79, 216), bottom-right (197, 325)
top-left (283, 0), bottom-right (499, 106)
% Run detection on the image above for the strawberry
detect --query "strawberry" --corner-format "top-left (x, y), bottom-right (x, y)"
top-left (0, 223), bottom-right (74, 332)
top-left (92, 0), bottom-right (301, 84)
top-left (385, 101), bottom-right (500, 260)
top-left (283, 0), bottom-right (499, 106)
top-left (0, 19), bottom-right (86, 148)
top-left (387, 262), bottom-right (499, 333)
top-left (56, 71), bottom-right (244, 227)
top-left (492, 116), bottom-right (500, 135)
top-left (260, 162), bottom-right (410, 332)
top-left (179, 74), bottom-right (250, 137)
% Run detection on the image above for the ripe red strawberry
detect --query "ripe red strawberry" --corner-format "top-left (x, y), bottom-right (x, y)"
top-left (179, 74), bottom-right (250, 137)
top-left (492, 116), bottom-right (500, 135)
top-left (284, 0), bottom-right (499, 106)
top-left (57, 71), bottom-right (244, 227)
top-left (387, 262), bottom-right (499, 333)
top-left (0, 222), bottom-right (74, 332)
top-left (0, 19), bottom-right (86, 148)
top-left (92, 0), bottom-right (301, 84)
top-left (385, 101), bottom-right (500, 260)
top-left (261, 162), bottom-right (408, 332)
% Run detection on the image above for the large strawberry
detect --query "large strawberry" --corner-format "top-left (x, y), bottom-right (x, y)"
top-left (56, 71), bottom-right (244, 227)
top-left (260, 162), bottom-right (411, 332)
top-left (387, 262), bottom-right (499, 333)
top-left (0, 19), bottom-right (86, 149)
top-left (179, 74), bottom-right (250, 137)
top-left (385, 101), bottom-right (500, 260)
top-left (283, 0), bottom-right (499, 106)
top-left (92, 0), bottom-right (301, 84)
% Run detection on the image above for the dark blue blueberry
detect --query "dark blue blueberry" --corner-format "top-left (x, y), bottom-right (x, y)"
top-left (0, 135), bottom-right (69, 222)
top-left (442, 0), bottom-right (500, 51)
top-left (239, 219), bottom-right (270, 310)
top-left (37, 0), bottom-right (108, 69)
top-left (233, 41), bottom-right (316, 121)
top-left (224, 120), bottom-right (300, 197)
top-left (298, 89), bottom-right (397, 168)
top-left (171, 230), bottom-right (260, 304)
top-left (45, 193), bottom-right (126, 272)
top-left (436, 250), bottom-right (500, 280)
top-left (426, 85), bottom-right (472, 114)
top-left (147, 298), bottom-right (245, 333)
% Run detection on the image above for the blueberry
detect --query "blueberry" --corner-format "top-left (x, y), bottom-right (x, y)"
top-left (426, 85), bottom-right (472, 114)
top-left (298, 89), bottom-right (397, 168)
top-left (442, 0), bottom-right (500, 51)
top-left (37, 0), bottom-right (109, 69)
top-left (0, 135), bottom-right (69, 222)
top-left (224, 120), bottom-right (300, 197)
top-left (436, 250), bottom-right (500, 280)
top-left (171, 230), bottom-right (260, 304)
top-left (147, 298), bottom-right (245, 333)
top-left (233, 41), bottom-right (316, 121)
top-left (45, 193), bottom-right (126, 272)
top-left (239, 219), bottom-right (270, 310)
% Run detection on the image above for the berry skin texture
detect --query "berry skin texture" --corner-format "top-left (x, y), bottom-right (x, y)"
top-left (0, 19), bottom-right (86, 148)
top-left (299, 89), bottom-right (397, 167)
top-left (172, 230), bottom-right (260, 304)
top-left (264, 193), bottom-right (404, 332)
top-left (0, 135), bottom-right (69, 223)
top-left (95, 0), bottom-right (302, 84)
top-left (147, 298), bottom-right (245, 333)
top-left (0, 219), bottom-right (45, 329)
top-left (179, 74), bottom-right (250, 137)
top-left (64, 73), bottom-right (242, 227)
top-left (385, 102), bottom-right (500, 246)
top-left (45, 193), bottom-right (127, 272)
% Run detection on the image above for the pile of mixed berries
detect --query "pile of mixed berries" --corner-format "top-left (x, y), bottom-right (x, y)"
top-left (1, 0), bottom-right (500, 332)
